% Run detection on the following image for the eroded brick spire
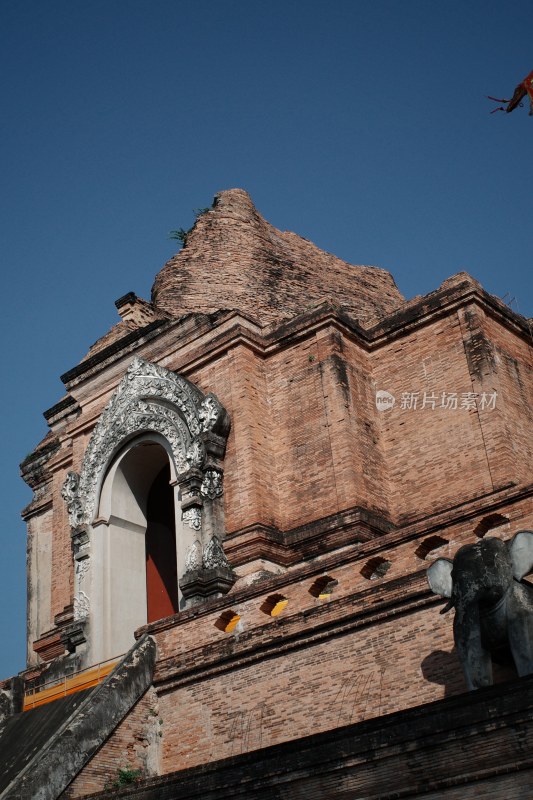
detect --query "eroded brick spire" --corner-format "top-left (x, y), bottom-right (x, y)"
top-left (152, 189), bottom-right (404, 327)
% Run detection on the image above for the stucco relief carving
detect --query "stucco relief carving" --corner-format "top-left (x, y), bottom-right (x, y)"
top-left (198, 396), bottom-right (220, 431)
top-left (203, 535), bottom-right (231, 571)
top-left (61, 472), bottom-right (84, 529)
top-left (185, 539), bottom-right (203, 572)
top-left (183, 508), bottom-right (202, 531)
top-left (73, 590), bottom-right (90, 621)
top-left (201, 469), bottom-right (223, 499)
top-left (75, 558), bottom-right (90, 582)
top-left (184, 535), bottom-right (231, 573)
top-left (180, 533), bottom-right (235, 604)
top-left (62, 357), bottom-right (228, 526)
top-left (186, 439), bottom-right (206, 470)
top-left (60, 357), bottom-right (232, 622)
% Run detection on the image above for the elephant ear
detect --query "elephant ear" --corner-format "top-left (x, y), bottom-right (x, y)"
top-left (510, 530), bottom-right (533, 581)
top-left (426, 558), bottom-right (453, 598)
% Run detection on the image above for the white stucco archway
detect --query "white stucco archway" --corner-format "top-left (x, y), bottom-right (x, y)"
top-left (89, 436), bottom-right (194, 662)
top-left (61, 357), bottom-right (231, 665)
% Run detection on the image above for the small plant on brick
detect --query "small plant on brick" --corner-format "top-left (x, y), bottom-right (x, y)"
top-left (168, 227), bottom-right (189, 246)
top-left (168, 206), bottom-right (211, 248)
top-left (113, 767), bottom-right (142, 787)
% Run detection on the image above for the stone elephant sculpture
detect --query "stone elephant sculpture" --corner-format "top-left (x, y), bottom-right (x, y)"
top-left (426, 532), bottom-right (533, 690)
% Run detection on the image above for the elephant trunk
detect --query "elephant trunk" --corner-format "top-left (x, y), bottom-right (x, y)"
top-left (440, 598), bottom-right (454, 614)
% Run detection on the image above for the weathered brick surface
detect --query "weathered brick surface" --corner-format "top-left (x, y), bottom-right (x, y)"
top-left (217, 346), bottom-right (275, 529)
top-left (479, 310), bottom-right (533, 488)
top-left (152, 189), bottom-right (404, 328)
top-left (373, 311), bottom-right (490, 522)
top-left (58, 489), bottom-right (533, 794)
top-left (154, 607), bottom-right (455, 771)
top-left (372, 305), bottom-right (533, 524)
top-left (50, 469), bottom-right (73, 620)
top-left (58, 675), bottom-right (533, 800)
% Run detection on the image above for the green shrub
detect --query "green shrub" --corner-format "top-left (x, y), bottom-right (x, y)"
top-left (114, 767), bottom-right (142, 787)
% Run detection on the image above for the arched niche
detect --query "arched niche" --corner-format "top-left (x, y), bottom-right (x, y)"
top-left (90, 436), bottom-right (196, 661)
top-left (61, 357), bottom-right (233, 665)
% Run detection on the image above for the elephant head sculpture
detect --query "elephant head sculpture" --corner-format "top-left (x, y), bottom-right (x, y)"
top-left (427, 532), bottom-right (533, 690)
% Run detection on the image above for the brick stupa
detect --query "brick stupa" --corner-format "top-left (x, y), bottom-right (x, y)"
top-left (3, 189), bottom-right (533, 800)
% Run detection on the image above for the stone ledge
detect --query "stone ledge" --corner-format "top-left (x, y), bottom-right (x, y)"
top-left (74, 672), bottom-right (533, 799)
top-left (43, 395), bottom-right (79, 423)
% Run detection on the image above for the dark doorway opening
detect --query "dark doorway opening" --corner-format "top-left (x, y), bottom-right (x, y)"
top-left (145, 463), bottom-right (179, 622)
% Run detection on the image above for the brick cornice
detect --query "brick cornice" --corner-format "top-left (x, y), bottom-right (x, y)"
top-left (153, 571), bottom-right (434, 691)
top-left (60, 318), bottom-right (171, 388)
top-left (52, 275), bottom-right (532, 401)
top-left (42, 395), bottom-right (79, 423)
top-left (222, 481), bottom-right (533, 568)
top-left (136, 483), bottom-right (533, 643)
top-left (224, 505), bottom-right (392, 566)
top-left (20, 495), bottom-right (53, 521)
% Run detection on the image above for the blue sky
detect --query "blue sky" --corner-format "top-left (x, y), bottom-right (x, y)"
top-left (1, 0), bottom-right (531, 678)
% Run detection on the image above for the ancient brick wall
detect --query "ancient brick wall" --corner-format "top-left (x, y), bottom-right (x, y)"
top-left (479, 309), bottom-right (533, 488)
top-left (58, 483), bottom-right (533, 794)
top-left (26, 295), bottom-right (533, 663)
top-left (49, 470), bottom-right (74, 620)
top-left (153, 607), bottom-right (457, 772)
top-left (373, 310), bottom-right (491, 522)
top-left (211, 345), bottom-right (275, 531)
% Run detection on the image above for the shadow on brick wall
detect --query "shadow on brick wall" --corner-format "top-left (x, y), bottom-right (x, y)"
top-left (422, 647), bottom-right (520, 697)
top-left (421, 649), bottom-right (465, 697)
